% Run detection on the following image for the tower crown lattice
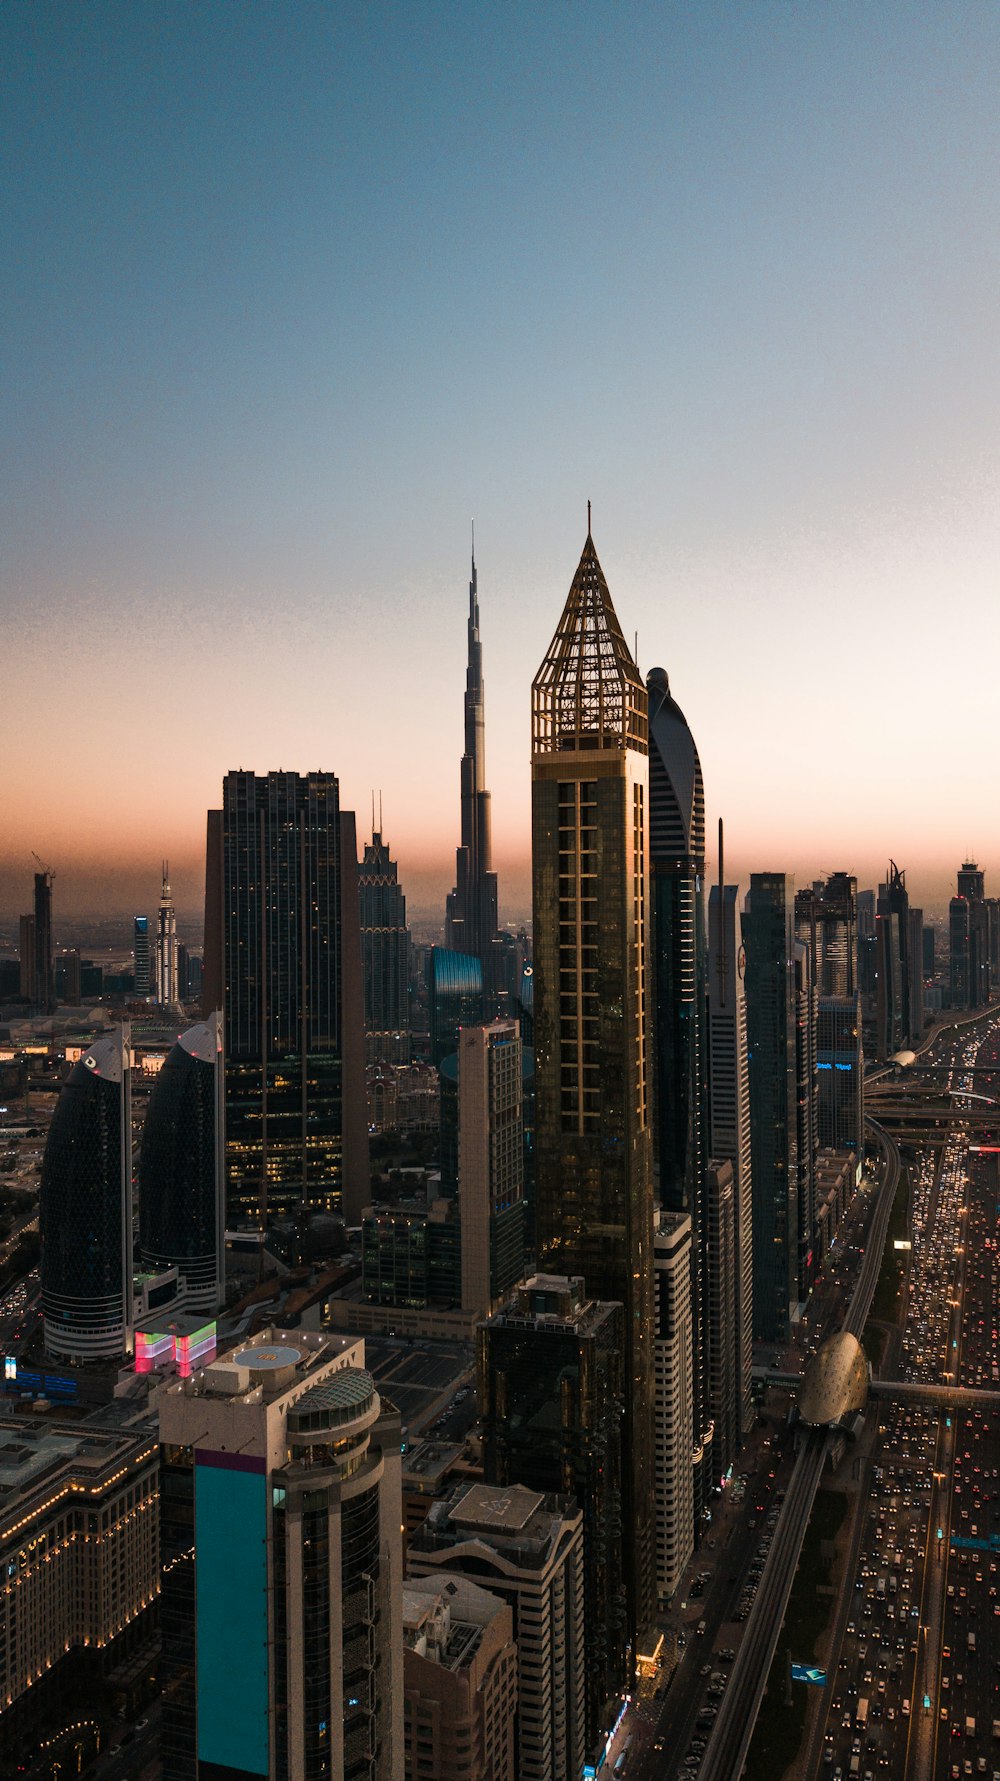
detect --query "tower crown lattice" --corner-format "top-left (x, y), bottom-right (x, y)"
top-left (532, 531), bottom-right (647, 755)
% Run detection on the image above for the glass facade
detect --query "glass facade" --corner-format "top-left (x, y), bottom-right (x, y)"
top-left (139, 1021), bottom-right (221, 1308)
top-left (479, 1285), bottom-right (626, 1753)
top-left (742, 876), bottom-right (798, 1344)
top-left (160, 1445), bottom-right (196, 1781)
top-left (40, 1030), bottom-right (131, 1358)
top-left (358, 829), bottom-right (410, 1057)
top-left (427, 947), bottom-right (483, 1066)
top-left (223, 771), bottom-right (353, 1222)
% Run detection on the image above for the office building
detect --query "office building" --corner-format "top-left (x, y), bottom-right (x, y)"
top-left (139, 1014), bottom-right (224, 1311)
top-left (34, 870), bottom-right (55, 1013)
top-left (428, 947), bottom-right (484, 1067)
top-left (359, 817), bottom-right (411, 1062)
top-left (40, 1026), bottom-right (132, 1361)
top-left (950, 861), bottom-right (989, 1010)
top-left (18, 913), bottom-right (36, 1002)
top-left (458, 1021), bottom-right (525, 1317)
top-left (817, 997), bottom-right (864, 1154)
top-left (742, 875), bottom-right (800, 1344)
top-left (705, 1161), bottom-right (737, 1479)
top-left (0, 1417), bottom-right (159, 1770)
top-left (402, 1576), bottom-right (517, 1781)
top-left (793, 937), bottom-right (819, 1300)
top-left (645, 664), bottom-right (712, 1517)
top-left (478, 1275), bottom-right (626, 1753)
top-left (794, 874), bottom-right (858, 999)
top-left (59, 947), bottom-right (82, 1004)
top-left (408, 1481), bottom-right (585, 1781)
top-left (706, 874), bottom-right (753, 1436)
top-left (134, 914), bottom-right (152, 997)
top-left (155, 862), bottom-right (179, 1007)
top-left (158, 1327), bottom-right (404, 1781)
top-left (923, 924), bottom-right (936, 981)
top-left (445, 541), bottom-right (500, 992)
top-left (209, 770), bottom-right (369, 1226)
top-left (362, 1199), bottom-right (462, 1312)
top-left (876, 862), bottom-right (918, 1058)
top-left (531, 525), bottom-right (656, 1646)
top-left (652, 1213), bottom-right (694, 1602)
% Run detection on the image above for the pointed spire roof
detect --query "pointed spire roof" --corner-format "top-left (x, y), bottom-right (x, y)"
top-left (532, 530), bottom-right (647, 755)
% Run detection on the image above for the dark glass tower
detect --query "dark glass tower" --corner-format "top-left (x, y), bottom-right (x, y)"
top-left (358, 819), bottom-right (410, 1061)
top-left (646, 665), bottom-right (713, 1513)
top-left (40, 1025), bottom-right (132, 1359)
top-left (742, 875), bottom-right (799, 1344)
top-left (531, 526), bottom-right (656, 1649)
top-left (479, 1274), bottom-right (626, 1757)
top-left (445, 540), bottom-right (500, 987)
top-left (427, 946), bottom-right (483, 1066)
top-left (214, 770), bottom-right (368, 1227)
top-left (876, 861), bottom-right (916, 1057)
top-left (139, 1014), bottom-right (224, 1310)
top-left (34, 869), bottom-right (54, 1013)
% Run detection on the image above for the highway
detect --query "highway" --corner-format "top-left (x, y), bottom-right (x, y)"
top-left (692, 1121), bottom-right (901, 1781)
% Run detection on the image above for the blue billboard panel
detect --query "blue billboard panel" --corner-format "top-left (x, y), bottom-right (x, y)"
top-left (791, 1663), bottom-right (827, 1686)
top-left (195, 1453), bottom-right (269, 1778)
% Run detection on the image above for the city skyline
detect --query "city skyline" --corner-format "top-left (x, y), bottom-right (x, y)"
top-left (4, 5), bottom-right (1000, 921)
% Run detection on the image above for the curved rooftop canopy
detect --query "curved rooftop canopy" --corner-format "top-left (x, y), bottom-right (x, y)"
top-left (799, 1331), bottom-right (870, 1426)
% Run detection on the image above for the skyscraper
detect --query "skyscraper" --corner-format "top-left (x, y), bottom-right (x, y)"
top-left (158, 1328), bottom-right (404, 1781)
top-left (156, 861), bottom-right (179, 1007)
top-left (445, 540), bottom-right (499, 987)
top-left (950, 861), bottom-right (989, 1010)
top-left (531, 525), bottom-right (656, 1646)
top-left (134, 914), bottom-right (152, 997)
top-left (876, 862), bottom-right (918, 1057)
top-left (359, 816), bottom-right (411, 1061)
top-left (40, 1025), bottom-right (132, 1360)
top-left (211, 770), bottom-right (369, 1226)
top-left (653, 1212), bottom-right (695, 1600)
top-left (478, 1274), bottom-right (626, 1754)
top-left (646, 663), bottom-right (712, 1514)
top-left (34, 869), bottom-right (54, 1013)
top-left (18, 912), bottom-right (36, 1002)
top-left (458, 1020), bottom-right (525, 1316)
top-left (139, 1014), bottom-right (224, 1311)
top-left (706, 873), bottom-right (754, 1436)
top-left (742, 874), bottom-right (800, 1344)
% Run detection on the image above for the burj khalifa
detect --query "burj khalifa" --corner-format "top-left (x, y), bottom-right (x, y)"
top-left (445, 538), bottom-right (499, 977)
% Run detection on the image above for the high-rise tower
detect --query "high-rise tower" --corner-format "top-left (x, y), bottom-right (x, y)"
top-left (209, 770), bottom-right (369, 1227)
top-left (646, 664), bottom-right (713, 1514)
top-left (156, 861), bottom-right (179, 1007)
top-left (139, 1015), bottom-right (224, 1311)
top-left (358, 815), bottom-right (410, 1061)
top-left (445, 539), bottom-right (499, 983)
top-left (531, 525), bottom-right (656, 1649)
top-left (40, 1025), bottom-right (133, 1360)
top-left (34, 869), bottom-right (55, 1012)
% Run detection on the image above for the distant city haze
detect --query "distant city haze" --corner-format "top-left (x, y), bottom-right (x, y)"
top-left (3, 5), bottom-right (998, 924)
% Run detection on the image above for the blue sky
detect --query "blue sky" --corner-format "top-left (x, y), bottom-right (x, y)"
top-left (3, 2), bottom-right (1000, 921)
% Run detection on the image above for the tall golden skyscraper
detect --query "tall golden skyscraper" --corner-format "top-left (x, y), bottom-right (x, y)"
top-left (531, 525), bottom-right (656, 1647)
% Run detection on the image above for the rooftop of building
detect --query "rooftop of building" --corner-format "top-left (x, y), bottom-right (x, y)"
top-left (412, 1479), bottom-right (580, 1570)
top-left (0, 1415), bottom-right (157, 1528)
top-left (159, 1325), bottom-right (362, 1407)
top-left (402, 1574), bottom-right (509, 1670)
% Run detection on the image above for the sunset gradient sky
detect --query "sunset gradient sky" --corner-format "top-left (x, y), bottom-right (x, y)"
top-left (3, 2), bottom-right (999, 926)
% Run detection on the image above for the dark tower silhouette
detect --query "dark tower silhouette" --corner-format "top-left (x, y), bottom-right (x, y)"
top-left (40, 1025), bottom-right (132, 1359)
top-left (139, 1014), bottom-right (224, 1310)
top-left (445, 536), bottom-right (499, 985)
top-left (33, 868), bottom-right (55, 1012)
top-left (646, 664), bottom-right (713, 1515)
